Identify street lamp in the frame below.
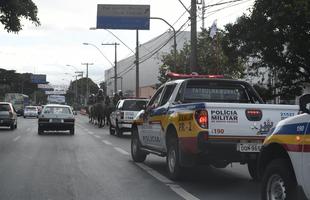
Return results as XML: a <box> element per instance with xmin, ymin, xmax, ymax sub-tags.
<box><xmin>102</xmin><ymin>42</ymin><xmax>119</xmax><ymax>94</ymax></box>
<box><xmin>82</xmin><ymin>43</ymin><xmax>113</xmax><ymax>66</ymax></box>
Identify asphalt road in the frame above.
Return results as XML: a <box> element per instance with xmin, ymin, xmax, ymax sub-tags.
<box><xmin>0</xmin><ymin>115</ymin><xmax>261</xmax><ymax>200</ymax></box>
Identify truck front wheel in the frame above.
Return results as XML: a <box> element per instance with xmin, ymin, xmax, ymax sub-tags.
<box><xmin>167</xmin><ymin>137</ymin><xmax>183</xmax><ymax>180</ymax></box>
<box><xmin>131</xmin><ymin>127</ymin><xmax>146</xmax><ymax>162</ymax></box>
<box><xmin>261</xmin><ymin>159</ymin><xmax>297</xmax><ymax>200</ymax></box>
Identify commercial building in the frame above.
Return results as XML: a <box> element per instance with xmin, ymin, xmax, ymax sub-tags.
<box><xmin>104</xmin><ymin>31</ymin><xmax>190</xmax><ymax>98</ymax></box>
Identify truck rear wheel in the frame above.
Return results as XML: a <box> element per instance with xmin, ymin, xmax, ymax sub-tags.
<box><xmin>131</xmin><ymin>127</ymin><xmax>146</xmax><ymax>162</ymax></box>
<box><xmin>167</xmin><ymin>137</ymin><xmax>183</xmax><ymax>180</ymax></box>
<box><xmin>109</xmin><ymin>125</ymin><xmax>115</xmax><ymax>135</ymax></box>
<box><xmin>261</xmin><ymin>159</ymin><xmax>297</xmax><ymax>200</ymax></box>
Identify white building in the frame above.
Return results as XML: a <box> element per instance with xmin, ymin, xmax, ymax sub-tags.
<box><xmin>105</xmin><ymin>31</ymin><xmax>190</xmax><ymax>98</ymax></box>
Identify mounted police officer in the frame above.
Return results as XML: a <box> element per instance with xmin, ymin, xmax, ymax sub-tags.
<box><xmin>96</xmin><ymin>89</ymin><xmax>105</xmax><ymax>103</ymax></box>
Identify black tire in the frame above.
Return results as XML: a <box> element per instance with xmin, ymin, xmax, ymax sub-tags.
<box><xmin>70</xmin><ymin>128</ymin><xmax>75</xmax><ymax>135</ymax></box>
<box><xmin>248</xmin><ymin>160</ymin><xmax>259</xmax><ymax>180</ymax></box>
<box><xmin>166</xmin><ymin>136</ymin><xmax>183</xmax><ymax>180</ymax></box>
<box><xmin>10</xmin><ymin>123</ymin><xmax>15</xmax><ymax>130</ymax></box>
<box><xmin>23</xmin><ymin>116</ymin><xmax>26</xmax><ymax>118</ymax></box>
<box><xmin>131</xmin><ymin>126</ymin><xmax>147</xmax><ymax>162</ymax></box>
<box><xmin>115</xmin><ymin>122</ymin><xmax>123</xmax><ymax>137</ymax></box>
<box><xmin>14</xmin><ymin>121</ymin><xmax>17</xmax><ymax>129</ymax></box>
<box><xmin>38</xmin><ymin>128</ymin><xmax>43</xmax><ymax>135</ymax></box>
<box><xmin>261</xmin><ymin>159</ymin><xmax>297</xmax><ymax>200</ymax></box>
<box><xmin>109</xmin><ymin>125</ymin><xmax>115</xmax><ymax>135</ymax></box>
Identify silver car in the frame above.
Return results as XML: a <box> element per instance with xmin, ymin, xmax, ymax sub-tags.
<box><xmin>38</xmin><ymin>104</ymin><xmax>75</xmax><ymax>135</ymax></box>
<box><xmin>0</xmin><ymin>102</ymin><xmax>17</xmax><ymax>130</ymax></box>
<box><xmin>24</xmin><ymin>106</ymin><xmax>39</xmax><ymax>118</ymax></box>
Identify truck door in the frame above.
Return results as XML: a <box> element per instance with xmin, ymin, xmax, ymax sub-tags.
<box><xmin>149</xmin><ymin>83</ymin><xmax>177</xmax><ymax>150</ymax></box>
<box><xmin>140</xmin><ymin>86</ymin><xmax>164</xmax><ymax>149</ymax></box>
<box><xmin>303</xmin><ymin>119</ymin><xmax>310</xmax><ymax>198</ymax></box>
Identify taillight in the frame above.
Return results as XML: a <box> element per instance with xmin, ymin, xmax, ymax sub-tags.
<box><xmin>245</xmin><ymin>109</ymin><xmax>262</xmax><ymax>121</ymax></box>
<box><xmin>195</xmin><ymin>110</ymin><xmax>208</xmax><ymax>128</ymax></box>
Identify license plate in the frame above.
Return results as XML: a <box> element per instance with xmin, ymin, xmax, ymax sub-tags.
<box><xmin>50</xmin><ymin>119</ymin><xmax>63</xmax><ymax>123</ymax></box>
<box><xmin>237</xmin><ymin>143</ymin><xmax>262</xmax><ymax>152</ymax></box>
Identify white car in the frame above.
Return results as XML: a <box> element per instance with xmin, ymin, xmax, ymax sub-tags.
<box><xmin>24</xmin><ymin>106</ymin><xmax>39</xmax><ymax>118</ymax></box>
<box><xmin>110</xmin><ymin>99</ymin><xmax>148</xmax><ymax>137</ymax></box>
<box><xmin>258</xmin><ymin>94</ymin><xmax>310</xmax><ymax>200</ymax></box>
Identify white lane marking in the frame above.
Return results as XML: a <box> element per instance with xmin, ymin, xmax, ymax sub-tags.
<box><xmin>136</xmin><ymin>163</ymin><xmax>173</xmax><ymax>184</ymax></box>
<box><xmin>114</xmin><ymin>147</ymin><xmax>130</xmax><ymax>155</ymax></box>
<box><xmin>88</xmin><ymin>132</ymin><xmax>94</xmax><ymax>135</ymax></box>
<box><xmin>102</xmin><ymin>140</ymin><xmax>113</xmax><ymax>145</ymax></box>
<box><xmin>136</xmin><ymin>163</ymin><xmax>200</xmax><ymax>200</ymax></box>
<box><xmin>13</xmin><ymin>136</ymin><xmax>21</xmax><ymax>142</ymax></box>
<box><xmin>167</xmin><ymin>184</ymin><xmax>200</xmax><ymax>200</ymax></box>
<box><xmin>94</xmin><ymin>135</ymin><xmax>101</xmax><ymax>138</ymax></box>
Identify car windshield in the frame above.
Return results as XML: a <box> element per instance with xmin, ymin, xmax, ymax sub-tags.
<box><xmin>122</xmin><ymin>100</ymin><xmax>147</xmax><ymax>111</ymax></box>
<box><xmin>0</xmin><ymin>104</ymin><xmax>10</xmax><ymax>111</ymax></box>
<box><xmin>43</xmin><ymin>107</ymin><xmax>71</xmax><ymax>114</ymax></box>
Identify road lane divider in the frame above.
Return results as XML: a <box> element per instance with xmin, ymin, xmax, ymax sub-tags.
<box><xmin>94</xmin><ymin>135</ymin><xmax>101</xmax><ymax>138</ymax></box>
<box><xmin>113</xmin><ymin>147</ymin><xmax>130</xmax><ymax>155</ymax></box>
<box><xmin>13</xmin><ymin>136</ymin><xmax>21</xmax><ymax>142</ymax></box>
<box><xmin>135</xmin><ymin>163</ymin><xmax>200</xmax><ymax>200</ymax></box>
<box><xmin>102</xmin><ymin>140</ymin><xmax>113</xmax><ymax>145</ymax></box>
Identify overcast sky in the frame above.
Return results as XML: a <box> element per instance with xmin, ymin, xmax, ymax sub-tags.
<box><xmin>0</xmin><ymin>0</ymin><xmax>254</xmax><ymax>85</ymax></box>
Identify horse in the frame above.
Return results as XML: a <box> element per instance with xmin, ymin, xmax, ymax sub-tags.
<box><xmin>94</xmin><ymin>101</ymin><xmax>105</xmax><ymax>128</ymax></box>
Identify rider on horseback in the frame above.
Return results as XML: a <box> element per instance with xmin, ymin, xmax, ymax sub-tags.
<box><xmin>96</xmin><ymin>89</ymin><xmax>105</xmax><ymax>103</ymax></box>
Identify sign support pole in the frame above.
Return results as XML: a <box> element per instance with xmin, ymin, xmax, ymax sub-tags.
<box><xmin>136</xmin><ymin>30</ymin><xmax>139</xmax><ymax>98</ymax></box>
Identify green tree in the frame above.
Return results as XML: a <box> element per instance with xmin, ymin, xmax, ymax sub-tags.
<box><xmin>66</xmin><ymin>78</ymin><xmax>99</xmax><ymax>105</ymax></box>
<box><xmin>0</xmin><ymin>0</ymin><xmax>40</xmax><ymax>32</ymax></box>
<box><xmin>223</xmin><ymin>0</ymin><xmax>310</xmax><ymax>100</ymax></box>
<box><xmin>158</xmin><ymin>28</ymin><xmax>245</xmax><ymax>84</ymax></box>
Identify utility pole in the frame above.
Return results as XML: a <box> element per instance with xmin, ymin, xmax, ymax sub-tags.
<box><xmin>202</xmin><ymin>0</ymin><xmax>205</xmax><ymax>29</ymax></box>
<box><xmin>81</xmin><ymin>63</ymin><xmax>93</xmax><ymax>105</ymax></box>
<box><xmin>136</xmin><ymin>30</ymin><xmax>140</xmax><ymax>98</ymax></box>
<box><xmin>190</xmin><ymin>0</ymin><xmax>198</xmax><ymax>73</ymax></box>
<box><xmin>101</xmin><ymin>42</ymin><xmax>120</xmax><ymax>93</ymax></box>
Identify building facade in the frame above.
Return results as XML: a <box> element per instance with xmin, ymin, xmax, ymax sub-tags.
<box><xmin>104</xmin><ymin>31</ymin><xmax>190</xmax><ymax>98</ymax></box>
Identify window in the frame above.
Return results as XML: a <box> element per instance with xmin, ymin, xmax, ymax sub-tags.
<box><xmin>159</xmin><ymin>84</ymin><xmax>176</xmax><ymax>106</ymax></box>
<box><xmin>183</xmin><ymin>80</ymin><xmax>251</xmax><ymax>103</ymax></box>
<box><xmin>44</xmin><ymin>107</ymin><xmax>71</xmax><ymax>114</ymax></box>
<box><xmin>148</xmin><ymin>87</ymin><xmax>164</xmax><ymax>108</ymax></box>
<box><xmin>122</xmin><ymin>100</ymin><xmax>148</xmax><ymax>111</ymax></box>
<box><xmin>0</xmin><ymin>104</ymin><xmax>10</xmax><ymax>111</ymax></box>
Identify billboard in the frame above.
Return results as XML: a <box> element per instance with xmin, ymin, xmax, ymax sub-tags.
<box><xmin>45</xmin><ymin>91</ymin><xmax>66</xmax><ymax>95</ymax></box>
<box><xmin>31</xmin><ymin>74</ymin><xmax>47</xmax><ymax>84</ymax></box>
<box><xmin>97</xmin><ymin>4</ymin><xmax>150</xmax><ymax>30</ymax></box>
<box><xmin>47</xmin><ymin>95</ymin><xmax>65</xmax><ymax>104</ymax></box>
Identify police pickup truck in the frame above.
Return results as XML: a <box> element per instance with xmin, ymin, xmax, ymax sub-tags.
<box><xmin>258</xmin><ymin>94</ymin><xmax>310</xmax><ymax>200</ymax></box>
<box><xmin>131</xmin><ymin>73</ymin><xmax>299</xmax><ymax>180</ymax></box>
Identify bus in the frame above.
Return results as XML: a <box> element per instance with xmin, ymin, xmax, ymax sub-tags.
<box><xmin>4</xmin><ymin>93</ymin><xmax>30</xmax><ymax>116</ymax></box>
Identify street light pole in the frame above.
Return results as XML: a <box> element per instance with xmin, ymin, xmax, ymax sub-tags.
<box><xmin>81</xmin><ymin>63</ymin><xmax>93</xmax><ymax>105</ymax></box>
<box><xmin>150</xmin><ymin>17</ymin><xmax>177</xmax><ymax>70</ymax></box>
<box><xmin>101</xmin><ymin>42</ymin><xmax>120</xmax><ymax>93</ymax></box>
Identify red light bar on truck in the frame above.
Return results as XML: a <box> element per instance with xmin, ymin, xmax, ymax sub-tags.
<box><xmin>167</xmin><ymin>72</ymin><xmax>224</xmax><ymax>79</ymax></box>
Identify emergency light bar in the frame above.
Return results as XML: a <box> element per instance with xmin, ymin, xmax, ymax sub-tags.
<box><xmin>167</xmin><ymin>72</ymin><xmax>225</xmax><ymax>79</ymax></box>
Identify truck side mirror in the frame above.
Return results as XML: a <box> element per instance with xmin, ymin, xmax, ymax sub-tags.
<box><xmin>299</xmin><ymin>94</ymin><xmax>310</xmax><ymax>114</ymax></box>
